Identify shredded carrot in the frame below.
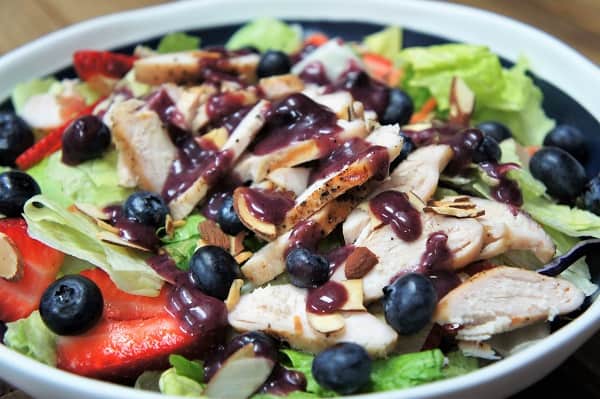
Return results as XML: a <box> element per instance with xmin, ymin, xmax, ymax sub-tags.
<box><xmin>387</xmin><ymin>68</ymin><xmax>403</xmax><ymax>87</ymax></box>
<box><xmin>304</xmin><ymin>33</ymin><xmax>329</xmax><ymax>47</ymax></box>
<box><xmin>525</xmin><ymin>145</ymin><xmax>540</xmax><ymax>157</ymax></box>
<box><xmin>363</xmin><ymin>52</ymin><xmax>393</xmax><ymax>82</ymax></box>
<box><xmin>409</xmin><ymin>97</ymin><xmax>437</xmax><ymax>124</ymax></box>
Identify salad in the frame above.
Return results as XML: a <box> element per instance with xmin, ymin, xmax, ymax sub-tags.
<box><xmin>0</xmin><ymin>17</ymin><xmax>598</xmax><ymax>398</ymax></box>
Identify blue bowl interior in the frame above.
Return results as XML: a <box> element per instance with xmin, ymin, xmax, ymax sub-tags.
<box><xmin>1</xmin><ymin>20</ymin><xmax>599</xmax><ymax>285</ymax></box>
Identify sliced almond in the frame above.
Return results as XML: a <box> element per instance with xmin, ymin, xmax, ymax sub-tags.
<box><xmin>307</xmin><ymin>312</ymin><xmax>345</xmax><ymax>334</ymax></box>
<box><xmin>233</xmin><ymin>189</ymin><xmax>277</xmax><ymax>241</ymax></box>
<box><xmin>202</xmin><ymin>127</ymin><xmax>229</xmax><ymax>149</ymax></box>
<box><xmin>0</xmin><ymin>233</ymin><xmax>22</xmax><ymax>281</ymax></box>
<box><xmin>198</xmin><ymin>219</ymin><xmax>230</xmax><ymax>250</ymax></box>
<box><xmin>96</xmin><ymin>219</ymin><xmax>120</xmax><ymax>234</ymax></box>
<box><xmin>165</xmin><ymin>214</ymin><xmax>175</xmax><ymax>238</ymax></box>
<box><xmin>204</xmin><ymin>343</ymin><xmax>275</xmax><ymax>399</ymax></box>
<box><xmin>234</xmin><ymin>251</ymin><xmax>253</xmax><ymax>264</ymax></box>
<box><xmin>97</xmin><ymin>231</ymin><xmax>152</xmax><ymax>252</ymax></box>
<box><xmin>449</xmin><ymin>76</ymin><xmax>475</xmax><ymax>126</ymax></box>
<box><xmin>345</xmin><ymin>247</ymin><xmax>378</xmax><ymax>279</ymax></box>
<box><xmin>230</xmin><ymin>232</ymin><xmax>247</xmax><ymax>256</ymax></box>
<box><xmin>225</xmin><ymin>279</ymin><xmax>244</xmax><ymax>311</ymax></box>
<box><xmin>424</xmin><ymin>196</ymin><xmax>484</xmax><ymax>218</ymax></box>
<box><xmin>339</xmin><ymin>280</ymin><xmax>366</xmax><ymax>311</ymax></box>
<box><xmin>74</xmin><ymin>203</ymin><xmax>110</xmax><ymax>220</ymax></box>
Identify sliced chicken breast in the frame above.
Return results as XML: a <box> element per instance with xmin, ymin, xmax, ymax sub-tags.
<box><xmin>470</xmin><ymin>197</ymin><xmax>556</xmax><ymax>262</ymax></box>
<box><xmin>228</xmin><ymin>284</ymin><xmax>397</xmax><ymax>357</ymax></box>
<box><xmin>111</xmin><ymin>99</ymin><xmax>178</xmax><ymax>192</ymax></box>
<box><xmin>258</xmin><ymin>74</ymin><xmax>304</xmax><ymax>100</ymax></box>
<box><xmin>434</xmin><ymin>266</ymin><xmax>584</xmax><ymax>341</ymax></box>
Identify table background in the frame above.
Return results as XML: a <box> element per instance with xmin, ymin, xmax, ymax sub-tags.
<box><xmin>0</xmin><ymin>0</ymin><xmax>598</xmax><ymax>398</ymax></box>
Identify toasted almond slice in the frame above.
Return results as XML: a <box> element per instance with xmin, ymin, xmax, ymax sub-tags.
<box><xmin>339</xmin><ymin>280</ymin><xmax>366</xmax><ymax>311</ymax></box>
<box><xmin>202</xmin><ymin>127</ymin><xmax>229</xmax><ymax>149</ymax></box>
<box><xmin>199</xmin><ymin>219</ymin><xmax>230</xmax><ymax>250</ymax></box>
<box><xmin>233</xmin><ymin>189</ymin><xmax>277</xmax><ymax>240</ymax></box>
<box><xmin>307</xmin><ymin>312</ymin><xmax>345</xmax><ymax>334</ymax></box>
<box><xmin>225</xmin><ymin>279</ymin><xmax>244</xmax><ymax>311</ymax></box>
<box><xmin>230</xmin><ymin>232</ymin><xmax>247</xmax><ymax>256</ymax></box>
<box><xmin>235</xmin><ymin>251</ymin><xmax>253</xmax><ymax>264</ymax></box>
<box><xmin>74</xmin><ymin>203</ymin><xmax>110</xmax><ymax>220</ymax></box>
<box><xmin>96</xmin><ymin>219</ymin><xmax>120</xmax><ymax>234</ymax></box>
<box><xmin>406</xmin><ymin>191</ymin><xmax>426</xmax><ymax>211</ymax></box>
<box><xmin>173</xmin><ymin>219</ymin><xmax>186</xmax><ymax>228</ymax></box>
<box><xmin>165</xmin><ymin>214</ymin><xmax>175</xmax><ymax>237</ymax></box>
<box><xmin>449</xmin><ymin>76</ymin><xmax>475</xmax><ymax>126</ymax></box>
<box><xmin>97</xmin><ymin>231</ymin><xmax>152</xmax><ymax>252</ymax></box>
<box><xmin>0</xmin><ymin>232</ymin><xmax>22</xmax><ymax>281</ymax></box>
<box><xmin>345</xmin><ymin>247</ymin><xmax>378</xmax><ymax>279</ymax></box>
<box><xmin>424</xmin><ymin>206</ymin><xmax>485</xmax><ymax>218</ymax></box>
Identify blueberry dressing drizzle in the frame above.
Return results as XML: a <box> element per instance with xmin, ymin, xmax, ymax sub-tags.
<box><xmin>327</xmin><ymin>65</ymin><xmax>390</xmax><ymax>116</ymax></box>
<box><xmin>306</xmin><ymin>281</ymin><xmax>349</xmax><ymax>314</ymax></box>
<box><xmin>286</xmin><ymin>220</ymin><xmax>325</xmax><ymax>256</ymax></box>
<box><xmin>325</xmin><ymin>245</ymin><xmax>356</xmax><ymax>274</ymax></box>
<box><xmin>479</xmin><ymin>162</ymin><xmax>523</xmax><ymax>207</ymax></box>
<box><xmin>369</xmin><ymin>191</ymin><xmax>422</xmax><ymax>242</ymax></box>
<box><xmin>238</xmin><ymin>187</ymin><xmax>295</xmax><ymax>225</ymax></box>
<box><xmin>420</xmin><ymin>232</ymin><xmax>461</xmax><ymax>300</ymax></box>
<box><xmin>259</xmin><ymin>366</ymin><xmax>307</xmax><ymax>395</ymax></box>
<box><xmin>103</xmin><ymin>205</ymin><xmax>161</xmax><ymax>251</ymax></box>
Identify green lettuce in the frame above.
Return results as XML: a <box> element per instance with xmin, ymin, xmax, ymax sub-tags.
<box><xmin>134</xmin><ymin>371</ymin><xmax>162</xmax><ymax>392</ymax></box>
<box><xmin>442</xmin><ymin>351</ymin><xmax>479</xmax><ymax>378</ymax></box>
<box><xmin>169</xmin><ymin>354</ymin><xmax>204</xmax><ymax>382</ymax></box>
<box><xmin>23</xmin><ymin>195</ymin><xmax>163</xmax><ymax>296</ymax></box>
<box><xmin>226</xmin><ymin>18</ymin><xmax>301</xmax><ymax>53</ymax></box>
<box><xmin>281</xmin><ymin>349</ymin><xmax>337</xmax><ymax>397</ymax></box>
<box><xmin>363</xmin><ymin>26</ymin><xmax>402</xmax><ymax>62</ymax></box>
<box><xmin>157</xmin><ymin>32</ymin><xmax>201</xmax><ymax>54</ymax></box>
<box><xmin>161</xmin><ymin>214</ymin><xmax>204</xmax><ymax>270</ymax></box>
<box><xmin>370</xmin><ymin>350</ymin><xmax>445</xmax><ymax>391</ymax></box>
<box><xmin>27</xmin><ymin>150</ymin><xmax>133</xmax><ymax>208</ymax></box>
<box><xmin>12</xmin><ymin>78</ymin><xmax>58</xmax><ymax>113</ymax></box>
<box><xmin>159</xmin><ymin>368</ymin><xmax>204</xmax><ymax>397</ymax></box>
<box><xmin>4</xmin><ymin>311</ymin><xmax>57</xmax><ymax>366</ymax></box>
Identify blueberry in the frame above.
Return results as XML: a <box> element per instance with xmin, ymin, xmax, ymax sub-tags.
<box><xmin>390</xmin><ymin>132</ymin><xmax>415</xmax><ymax>171</ymax></box>
<box><xmin>189</xmin><ymin>245</ymin><xmax>240</xmax><ymax>300</ymax></box>
<box><xmin>61</xmin><ymin>115</ymin><xmax>111</xmax><ymax>166</ymax></box>
<box><xmin>257</xmin><ymin>50</ymin><xmax>291</xmax><ymax>78</ymax></box>
<box><xmin>312</xmin><ymin>343</ymin><xmax>372</xmax><ymax>394</ymax></box>
<box><xmin>543</xmin><ymin>124</ymin><xmax>587</xmax><ymax>162</ymax></box>
<box><xmin>0</xmin><ymin>171</ymin><xmax>41</xmax><ymax>217</ymax></box>
<box><xmin>581</xmin><ymin>176</ymin><xmax>600</xmax><ymax>215</ymax></box>
<box><xmin>39</xmin><ymin>275</ymin><xmax>103</xmax><ymax>335</ymax></box>
<box><xmin>472</xmin><ymin>135</ymin><xmax>501</xmax><ymax>163</ymax></box>
<box><xmin>530</xmin><ymin>147</ymin><xmax>587</xmax><ymax>202</ymax></box>
<box><xmin>380</xmin><ymin>89</ymin><xmax>414</xmax><ymax>126</ymax></box>
<box><xmin>0</xmin><ymin>112</ymin><xmax>34</xmax><ymax>166</ymax></box>
<box><xmin>383</xmin><ymin>273</ymin><xmax>437</xmax><ymax>335</ymax></box>
<box><xmin>225</xmin><ymin>331</ymin><xmax>278</xmax><ymax>361</ymax></box>
<box><xmin>123</xmin><ymin>191</ymin><xmax>169</xmax><ymax>228</ymax></box>
<box><xmin>217</xmin><ymin>194</ymin><xmax>245</xmax><ymax>235</ymax></box>
<box><xmin>476</xmin><ymin>121</ymin><xmax>512</xmax><ymax>143</ymax></box>
<box><xmin>285</xmin><ymin>247</ymin><xmax>329</xmax><ymax>288</ymax></box>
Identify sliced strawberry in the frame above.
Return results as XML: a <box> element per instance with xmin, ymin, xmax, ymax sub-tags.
<box><xmin>56</xmin><ymin>315</ymin><xmax>215</xmax><ymax>381</ymax></box>
<box><xmin>73</xmin><ymin>50</ymin><xmax>137</xmax><ymax>82</ymax></box>
<box><xmin>80</xmin><ymin>268</ymin><xmax>169</xmax><ymax>321</ymax></box>
<box><xmin>0</xmin><ymin>219</ymin><xmax>64</xmax><ymax>322</ymax></box>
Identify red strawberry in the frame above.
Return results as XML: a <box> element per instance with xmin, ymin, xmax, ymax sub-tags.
<box><xmin>0</xmin><ymin>219</ymin><xmax>64</xmax><ymax>322</ymax></box>
<box><xmin>80</xmin><ymin>268</ymin><xmax>169</xmax><ymax>321</ymax></box>
<box><xmin>73</xmin><ymin>50</ymin><xmax>137</xmax><ymax>82</ymax></box>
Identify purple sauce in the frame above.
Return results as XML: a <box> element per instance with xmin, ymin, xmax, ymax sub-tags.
<box><xmin>198</xmin><ymin>56</ymin><xmax>244</xmax><ymax>86</ymax></box>
<box><xmin>205</xmin><ymin>92</ymin><xmax>253</xmax><ymax>133</ymax></box>
<box><xmin>259</xmin><ymin>366</ymin><xmax>307</xmax><ymax>395</ymax></box>
<box><xmin>402</xmin><ymin>122</ymin><xmax>463</xmax><ymax>147</ymax></box>
<box><xmin>220</xmin><ymin>106</ymin><xmax>252</xmax><ymax>133</ymax></box>
<box><xmin>146</xmin><ymin>89</ymin><xmax>188</xmax><ymax>143</ymax></box>
<box><xmin>238</xmin><ymin>187</ymin><xmax>295</xmax><ymax>225</ymax></box>
<box><xmin>462</xmin><ymin>260</ymin><xmax>497</xmax><ymax>276</ymax></box>
<box><xmin>161</xmin><ymin>137</ymin><xmax>234</xmax><ymax>202</ymax></box>
<box><xmin>299</xmin><ymin>61</ymin><xmax>330</xmax><ymax>86</ymax></box>
<box><xmin>146</xmin><ymin>253</ymin><xmax>187</xmax><ymax>284</ymax></box>
<box><xmin>306</xmin><ymin>281</ymin><xmax>348</xmax><ymax>314</ymax></box>
<box><xmin>428</xmin><ymin>271</ymin><xmax>461</xmax><ymax>300</ymax></box>
<box><xmin>286</xmin><ymin>220</ymin><xmax>325</xmax><ymax>256</ymax></box>
<box><xmin>328</xmin><ymin>65</ymin><xmax>389</xmax><ymax>116</ymax></box>
<box><xmin>251</xmin><ymin>93</ymin><xmax>341</xmax><ymax>156</ymax></box>
<box><xmin>369</xmin><ymin>191</ymin><xmax>422</xmax><ymax>242</ymax></box>
<box><xmin>325</xmin><ymin>245</ymin><xmax>355</xmax><ymax>274</ymax></box>
<box><xmin>479</xmin><ymin>162</ymin><xmax>523</xmax><ymax>207</ymax></box>
<box><xmin>308</xmin><ymin>138</ymin><xmax>389</xmax><ymax>184</ymax></box>
<box><xmin>420</xmin><ymin>232</ymin><xmax>452</xmax><ymax>272</ymax></box>
<box><xmin>103</xmin><ymin>205</ymin><xmax>161</xmax><ymax>251</ymax></box>
<box><xmin>442</xmin><ymin>128</ymin><xmax>484</xmax><ymax>175</ymax></box>
<box><xmin>290</xmin><ymin>43</ymin><xmax>319</xmax><ymax>64</ymax></box>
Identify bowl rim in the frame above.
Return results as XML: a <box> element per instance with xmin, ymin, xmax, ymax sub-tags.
<box><xmin>0</xmin><ymin>0</ymin><xmax>599</xmax><ymax>398</ymax></box>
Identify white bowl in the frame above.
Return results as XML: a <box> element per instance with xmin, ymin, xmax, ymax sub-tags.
<box><xmin>0</xmin><ymin>1</ymin><xmax>599</xmax><ymax>398</ymax></box>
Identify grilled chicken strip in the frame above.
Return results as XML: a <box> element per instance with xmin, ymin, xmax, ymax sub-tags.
<box><xmin>111</xmin><ymin>99</ymin><xmax>177</xmax><ymax>192</ymax></box>
<box><xmin>469</xmin><ymin>197</ymin><xmax>556</xmax><ymax>262</ymax></box>
<box><xmin>228</xmin><ymin>284</ymin><xmax>398</xmax><ymax>357</ymax></box>
<box><xmin>434</xmin><ymin>266</ymin><xmax>584</xmax><ymax>341</ymax></box>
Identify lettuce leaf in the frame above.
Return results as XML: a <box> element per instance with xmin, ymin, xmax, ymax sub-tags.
<box><xmin>281</xmin><ymin>349</ymin><xmax>337</xmax><ymax>397</ymax></box>
<box><xmin>161</xmin><ymin>214</ymin><xmax>204</xmax><ymax>270</ymax></box>
<box><xmin>226</xmin><ymin>18</ymin><xmax>301</xmax><ymax>53</ymax></box>
<box><xmin>23</xmin><ymin>195</ymin><xmax>163</xmax><ymax>296</ymax></box>
<box><xmin>253</xmin><ymin>392</ymin><xmax>319</xmax><ymax>399</ymax></box>
<box><xmin>27</xmin><ymin>150</ymin><xmax>133</xmax><ymax>208</ymax></box>
<box><xmin>442</xmin><ymin>351</ymin><xmax>479</xmax><ymax>378</ymax></box>
<box><xmin>370</xmin><ymin>349</ymin><xmax>445</xmax><ymax>391</ymax></box>
<box><xmin>157</xmin><ymin>32</ymin><xmax>201</xmax><ymax>54</ymax></box>
<box><xmin>12</xmin><ymin>78</ymin><xmax>58</xmax><ymax>113</ymax></box>
<box><xmin>363</xmin><ymin>26</ymin><xmax>403</xmax><ymax>62</ymax></box>
<box><xmin>3</xmin><ymin>311</ymin><xmax>57</xmax><ymax>366</ymax></box>
<box><xmin>158</xmin><ymin>368</ymin><xmax>204</xmax><ymax>397</ymax></box>
<box><xmin>169</xmin><ymin>354</ymin><xmax>204</xmax><ymax>382</ymax></box>
<box><xmin>134</xmin><ymin>371</ymin><xmax>162</xmax><ymax>392</ymax></box>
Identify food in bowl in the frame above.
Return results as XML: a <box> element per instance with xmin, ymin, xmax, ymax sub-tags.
<box><xmin>0</xmin><ymin>17</ymin><xmax>598</xmax><ymax>398</ymax></box>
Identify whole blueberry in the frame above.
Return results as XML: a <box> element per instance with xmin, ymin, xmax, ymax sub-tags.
<box><xmin>189</xmin><ymin>245</ymin><xmax>240</xmax><ymax>300</ymax></box>
<box><xmin>224</xmin><ymin>331</ymin><xmax>278</xmax><ymax>361</ymax></box>
<box><xmin>123</xmin><ymin>191</ymin><xmax>169</xmax><ymax>228</ymax></box>
<box><xmin>390</xmin><ymin>132</ymin><xmax>415</xmax><ymax>171</ymax></box>
<box><xmin>476</xmin><ymin>121</ymin><xmax>512</xmax><ymax>143</ymax></box>
<box><xmin>472</xmin><ymin>134</ymin><xmax>501</xmax><ymax>163</ymax></box>
<box><xmin>285</xmin><ymin>247</ymin><xmax>330</xmax><ymax>288</ymax></box>
<box><xmin>0</xmin><ymin>112</ymin><xmax>34</xmax><ymax>166</ymax></box>
<box><xmin>312</xmin><ymin>343</ymin><xmax>372</xmax><ymax>394</ymax></box>
<box><xmin>383</xmin><ymin>273</ymin><xmax>437</xmax><ymax>335</ymax></box>
<box><xmin>257</xmin><ymin>50</ymin><xmax>291</xmax><ymax>79</ymax></box>
<box><xmin>0</xmin><ymin>171</ymin><xmax>41</xmax><ymax>217</ymax></box>
<box><xmin>530</xmin><ymin>147</ymin><xmax>587</xmax><ymax>202</ymax></box>
<box><xmin>39</xmin><ymin>275</ymin><xmax>103</xmax><ymax>335</ymax></box>
<box><xmin>217</xmin><ymin>194</ymin><xmax>246</xmax><ymax>235</ymax></box>
<box><xmin>543</xmin><ymin>124</ymin><xmax>587</xmax><ymax>162</ymax></box>
<box><xmin>581</xmin><ymin>176</ymin><xmax>600</xmax><ymax>216</ymax></box>
<box><xmin>61</xmin><ymin>115</ymin><xmax>111</xmax><ymax>166</ymax></box>
<box><xmin>380</xmin><ymin>89</ymin><xmax>414</xmax><ymax>126</ymax></box>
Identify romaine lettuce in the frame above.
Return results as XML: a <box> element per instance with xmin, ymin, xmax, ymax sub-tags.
<box><xmin>370</xmin><ymin>349</ymin><xmax>445</xmax><ymax>391</ymax></box>
<box><xmin>363</xmin><ymin>26</ymin><xmax>403</xmax><ymax>62</ymax></box>
<box><xmin>159</xmin><ymin>368</ymin><xmax>204</xmax><ymax>397</ymax></box>
<box><xmin>226</xmin><ymin>18</ymin><xmax>301</xmax><ymax>53</ymax></box>
<box><xmin>160</xmin><ymin>214</ymin><xmax>204</xmax><ymax>270</ymax></box>
<box><xmin>157</xmin><ymin>32</ymin><xmax>201</xmax><ymax>54</ymax></box>
<box><xmin>11</xmin><ymin>78</ymin><xmax>58</xmax><ymax>113</ymax></box>
<box><xmin>168</xmin><ymin>354</ymin><xmax>204</xmax><ymax>382</ymax></box>
<box><xmin>134</xmin><ymin>371</ymin><xmax>162</xmax><ymax>392</ymax></box>
<box><xmin>4</xmin><ymin>311</ymin><xmax>57</xmax><ymax>366</ymax></box>
<box><xmin>23</xmin><ymin>195</ymin><xmax>163</xmax><ymax>296</ymax></box>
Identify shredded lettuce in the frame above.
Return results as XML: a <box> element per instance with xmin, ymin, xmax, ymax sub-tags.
<box><xmin>3</xmin><ymin>311</ymin><xmax>57</xmax><ymax>366</ymax></box>
<box><xmin>281</xmin><ymin>349</ymin><xmax>337</xmax><ymax>397</ymax></box>
<box><xmin>169</xmin><ymin>354</ymin><xmax>204</xmax><ymax>382</ymax></box>
<box><xmin>363</xmin><ymin>26</ymin><xmax>403</xmax><ymax>62</ymax></box>
<box><xmin>161</xmin><ymin>214</ymin><xmax>204</xmax><ymax>270</ymax></box>
<box><xmin>157</xmin><ymin>32</ymin><xmax>201</xmax><ymax>54</ymax></box>
<box><xmin>27</xmin><ymin>150</ymin><xmax>133</xmax><ymax>208</ymax></box>
<box><xmin>226</xmin><ymin>18</ymin><xmax>301</xmax><ymax>53</ymax></box>
<box><xmin>442</xmin><ymin>351</ymin><xmax>479</xmax><ymax>378</ymax></box>
<box><xmin>159</xmin><ymin>368</ymin><xmax>205</xmax><ymax>397</ymax></box>
<box><xmin>11</xmin><ymin>78</ymin><xmax>58</xmax><ymax>113</ymax></box>
<box><xmin>23</xmin><ymin>195</ymin><xmax>163</xmax><ymax>296</ymax></box>
<box><xmin>370</xmin><ymin>349</ymin><xmax>445</xmax><ymax>391</ymax></box>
